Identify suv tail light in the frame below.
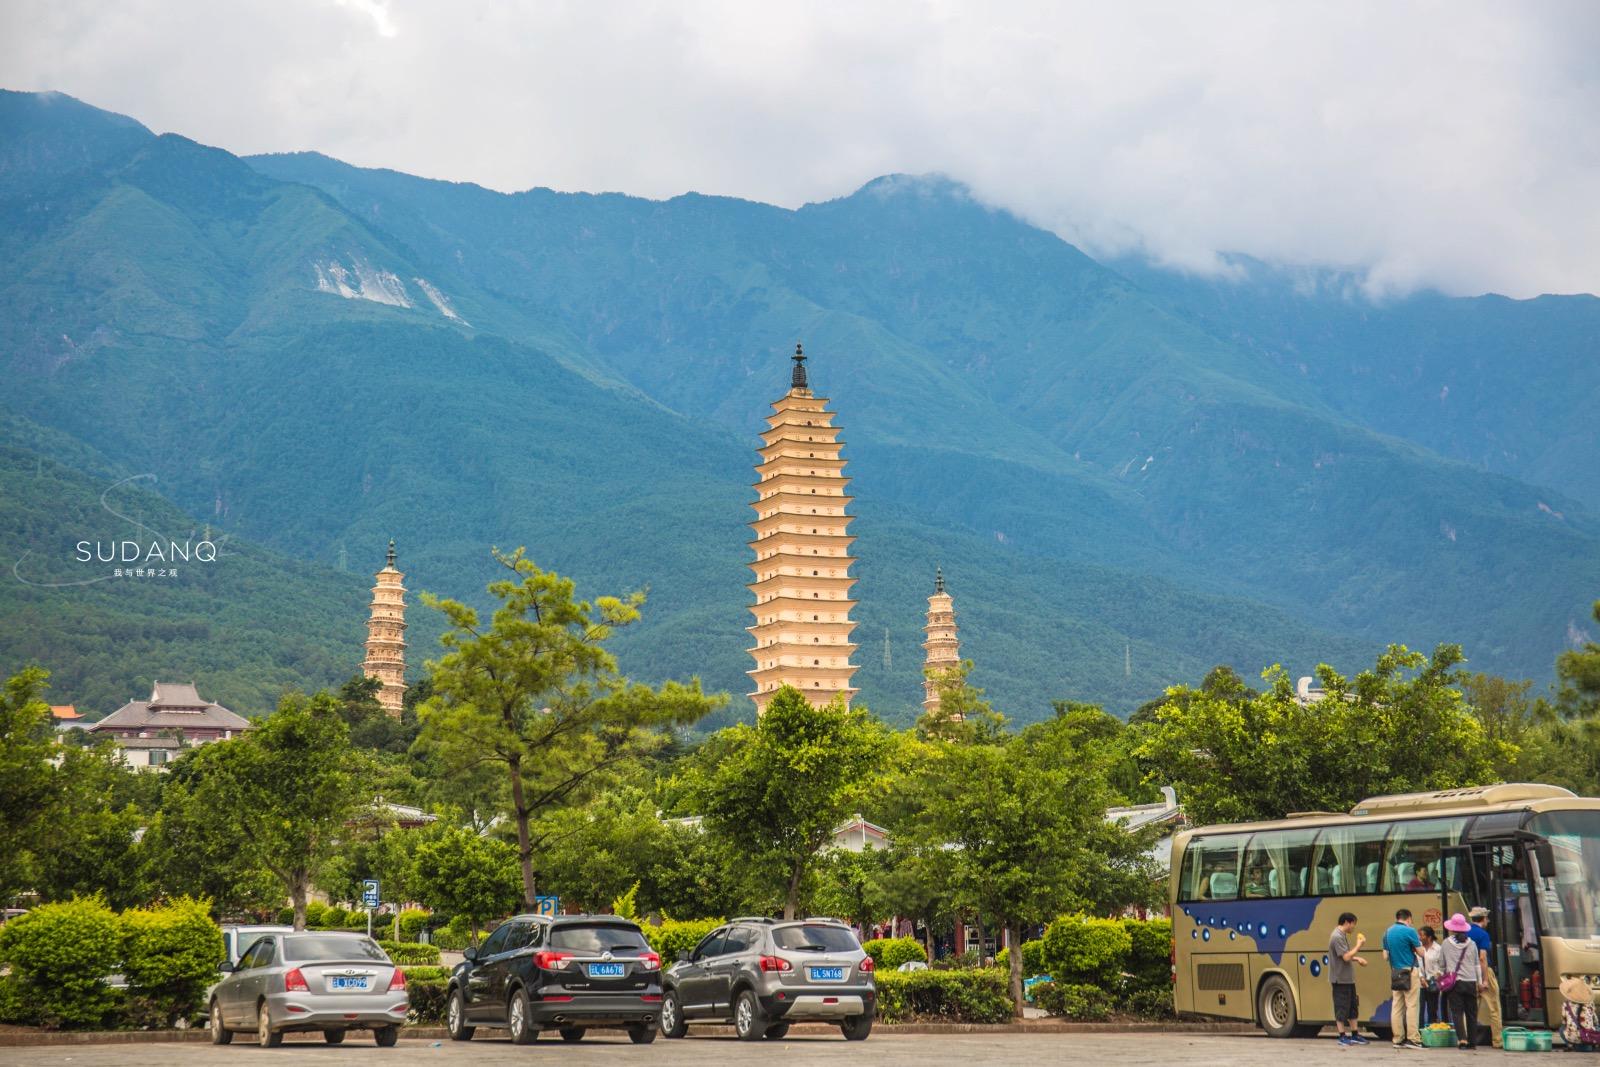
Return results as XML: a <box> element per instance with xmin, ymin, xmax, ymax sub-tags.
<box><xmin>533</xmin><ymin>951</ymin><xmax>573</xmax><ymax>970</ymax></box>
<box><xmin>388</xmin><ymin>967</ymin><xmax>406</xmax><ymax>991</ymax></box>
<box><xmin>640</xmin><ymin>951</ymin><xmax>661</xmax><ymax>971</ymax></box>
<box><xmin>758</xmin><ymin>955</ymin><xmax>793</xmax><ymax>973</ymax></box>
<box><xmin>283</xmin><ymin>968</ymin><xmax>308</xmax><ymax>992</ymax></box>
<box><xmin>859</xmin><ymin>956</ymin><xmax>875</xmax><ymax>973</ymax></box>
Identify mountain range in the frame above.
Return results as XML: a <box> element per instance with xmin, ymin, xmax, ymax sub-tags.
<box><xmin>3</xmin><ymin>88</ymin><xmax>1597</xmax><ymax>726</ymax></box>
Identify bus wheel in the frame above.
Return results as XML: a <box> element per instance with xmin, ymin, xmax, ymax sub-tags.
<box><xmin>1257</xmin><ymin>974</ymin><xmax>1306</xmax><ymax>1038</ymax></box>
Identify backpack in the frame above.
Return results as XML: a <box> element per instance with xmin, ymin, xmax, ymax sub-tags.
<box><xmin>1563</xmin><ymin>1002</ymin><xmax>1600</xmax><ymax>1047</ymax></box>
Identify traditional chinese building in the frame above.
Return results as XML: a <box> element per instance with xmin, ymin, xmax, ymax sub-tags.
<box><xmin>922</xmin><ymin>567</ymin><xmax>962</xmax><ymax>718</ymax></box>
<box><xmin>89</xmin><ymin>681</ymin><xmax>250</xmax><ymax>769</ymax></box>
<box><xmin>746</xmin><ymin>344</ymin><xmax>859</xmax><ymax>712</ymax></box>
<box><xmin>361</xmin><ymin>539</ymin><xmax>407</xmax><ymax>716</ymax></box>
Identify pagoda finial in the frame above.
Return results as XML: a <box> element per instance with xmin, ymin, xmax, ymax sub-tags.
<box><xmin>386</xmin><ymin>538</ymin><xmax>396</xmax><ymax>568</ymax></box>
<box><xmin>935</xmin><ymin>566</ymin><xmax>945</xmax><ymax>594</ymax></box>
<box><xmin>791</xmin><ymin>341</ymin><xmax>808</xmax><ymax>390</ymax></box>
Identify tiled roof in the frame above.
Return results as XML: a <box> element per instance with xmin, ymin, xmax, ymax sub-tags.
<box><xmin>91</xmin><ymin>680</ymin><xmax>249</xmax><ymax>733</ymax></box>
<box><xmin>50</xmin><ymin>705</ymin><xmax>81</xmax><ymax>719</ymax></box>
<box><xmin>115</xmin><ymin>736</ymin><xmax>187</xmax><ymax>750</ymax></box>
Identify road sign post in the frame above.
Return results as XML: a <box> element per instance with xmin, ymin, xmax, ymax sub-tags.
<box><xmin>363</xmin><ymin>879</ymin><xmax>380</xmax><ymax>937</ymax></box>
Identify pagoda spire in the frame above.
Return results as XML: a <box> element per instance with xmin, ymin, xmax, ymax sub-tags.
<box><xmin>746</xmin><ymin>344</ymin><xmax>859</xmax><ymax>712</ymax></box>
<box><xmin>922</xmin><ymin>567</ymin><xmax>961</xmax><ymax>718</ymax></box>
<box><xmin>361</xmin><ymin>540</ymin><xmax>407</xmax><ymax>717</ymax></box>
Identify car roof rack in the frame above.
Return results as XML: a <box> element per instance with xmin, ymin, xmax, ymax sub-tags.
<box><xmin>728</xmin><ymin>916</ymin><xmax>778</xmax><ymax>924</ymax></box>
<box><xmin>800</xmin><ymin>916</ymin><xmax>847</xmax><ymax>925</ymax></box>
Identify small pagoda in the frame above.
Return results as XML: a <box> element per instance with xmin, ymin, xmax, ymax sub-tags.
<box><xmin>922</xmin><ymin>567</ymin><xmax>962</xmax><ymax>719</ymax></box>
<box><xmin>361</xmin><ymin>539</ymin><xmax>407</xmax><ymax>716</ymax></box>
<box><xmin>746</xmin><ymin>344</ymin><xmax>860</xmax><ymax>712</ymax></box>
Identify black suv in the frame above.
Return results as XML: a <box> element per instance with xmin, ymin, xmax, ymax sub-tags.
<box><xmin>660</xmin><ymin>918</ymin><xmax>876</xmax><ymax>1041</ymax></box>
<box><xmin>445</xmin><ymin>914</ymin><xmax>661</xmax><ymax>1044</ymax></box>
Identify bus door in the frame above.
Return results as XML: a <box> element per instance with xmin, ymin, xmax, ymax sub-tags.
<box><xmin>1448</xmin><ymin>835</ymin><xmax>1546</xmax><ymax>1028</ymax></box>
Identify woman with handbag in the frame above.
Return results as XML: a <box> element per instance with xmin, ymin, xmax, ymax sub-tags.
<box><xmin>1440</xmin><ymin>913</ymin><xmax>1484</xmax><ymax>1050</ymax></box>
<box><xmin>1418</xmin><ymin>925</ymin><xmax>1445</xmax><ymax>1028</ymax></box>
<box><xmin>1560</xmin><ymin>976</ymin><xmax>1600</xmax><ymax>1051</ymax></box>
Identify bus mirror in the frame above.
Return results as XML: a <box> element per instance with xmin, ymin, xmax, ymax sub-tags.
<box><xmin>1532</xmin><ymin>840</ymin><xmax>1556</xmax><ymax>878</ymax></box>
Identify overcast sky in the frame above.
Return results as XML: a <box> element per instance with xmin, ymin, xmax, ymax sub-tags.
<box><xmin>3</xmin><ymin>1</ymin><xmax>1597</xmax><ymax>297</ymax></box>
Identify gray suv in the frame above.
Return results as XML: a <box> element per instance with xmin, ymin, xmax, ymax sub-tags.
<box><xmin>660</xmin><ymin>918</ymin><xmax>875</xmax><ymax>1041</ymax></box>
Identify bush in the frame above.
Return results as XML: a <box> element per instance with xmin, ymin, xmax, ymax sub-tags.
<box><xmin>403</xmin><ymin>966</ymin><xmax>451</xmax><ymax>983</ymax></box>
<box><xmin>1122</xmin><ymin>918</ymin><xmax>1172</xmax><ymax>993</ymax></box>
<box><xmin>119</xmin><ymin>897</ymin><xmax>224</xmax><ymax>1025</ymax></box>
<box><xmin>1033</xmin><ymin>980</ymin><xmax>1113</xmax><ymax>1021</ymax></box>
<box><xmin>377</xmin><ymin>940</ymin><xmax>441</xmax><ymax>966</ymax></box>
<box><xmin>1040</xmin><ymin>915</ymin><xmax>1131</xmax><ymax>988</ymax></box>
<box><xmin>277</xmin><ymin>906</ymin><xmax>294</xmax><ymax>925</ymax></box>
<box><xmin>397</xmin><ymin>908</ymin><xmax>430</xmax><ymax>943</ymax></box>
<box><xmin>322</xmin><ymin>906</ymin><xmax>352</xmax><ymax>929</ymax></box>
<box><xmin>430</xmin><ymin>915</ymin><xmax>472</xmax><ymax>951</ymax></box>
<box><xmin>0</xmin><ymin>974</ymin><xmax>28</xmax><ymax>1024</ymax></box>
<box><xmin>862</xmin><ymin>936</ymin><xmax>927</xmax><ymax>970</ymax></box>
<box><xmin>641</xmin><ymin>918</ymin><xmax>722</xmax><ymax>962</ymax></box>
<box><xmin>994</xmin><ymin>939</ymin><xmax>1046</xmax><ymax>976</ymax></box>
<box><xmin>931</xmin><ymin>948</ymin><xmax>983</xmax><ymax>970</ymax></box>
<box><xmin>874</xmin><ymin>968</ymin><xmax>1013</xmax><ymax>1023</ymax></box>
<box><xmin>407</xmin><ymin>977</ymin><xmax>449</xmax><ymax>1024</ymax></box>
<box><xmin>1124</xmin><ymin>986</ymin><xmax>1174</xmax><ymax>1018</ymax></box>
<box><xmin>302</xmin><ymin>901</ymin><xmax>329</xmax><ymax>928</ymax></box>
<box><xmin>0</xmin><ymin>898</ymin><xmax>121</xmax><ymax>1028</ymax></box>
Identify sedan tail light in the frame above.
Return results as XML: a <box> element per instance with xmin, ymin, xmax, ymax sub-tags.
<box><xmin>640</xmin><ymin>951</ymin><xmax>661</xmax><ymax>971</ymax></box>
<box><xmin>283</xmin><ymin>968</ymin><xmax>308</xmax><ymax>992</ymax></box>
<box><xmin>388</xmin><ymin>968</ymin><xmax>406</xmax><ymax>991</ymax></box>
<box><xmin>533</xmin><ymin>950</ymin><xmax>573</xmax><ymax>970</ymax></box>
<box><xmin>859</xmin><ymin>956</ymin><xmax>875</xmax><ymax>973</ymax></box>
<box><xmin>758</xmin><ymin>955</ymin><xmax>792</xmax><ymax>973</ymax></box>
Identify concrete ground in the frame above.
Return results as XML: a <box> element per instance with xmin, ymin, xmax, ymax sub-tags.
<box><xmin>0</xmin><ymin>1031</ymin><xmax>1532</xmax><ymax>1066</ymax></box>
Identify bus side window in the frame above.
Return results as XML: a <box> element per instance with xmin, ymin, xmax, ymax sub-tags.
<box><xmin>1181</xmin><ymin>834</ymin><xmax>1247</xmax><ymax>902</ymax></box>
<box><xmin>1242</xmin><ymin>828</ymin><xmax>1314</xmax><ymax>898</ymax></box>
<box><xmin>1313</xmin><ymin>822</ymin><xmax>1391</xmax><ymax>894</ymax></box>
<box><xmin>1383</xmin><ymin>817</ymin><xmax>1468</xmax><ymax>893</ymax></box>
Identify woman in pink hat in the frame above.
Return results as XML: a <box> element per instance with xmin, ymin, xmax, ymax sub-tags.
<box><xmin>1438</xmin><ymin>913</ymin><xmax>1485</xmax><ymax>1049</ymax></box>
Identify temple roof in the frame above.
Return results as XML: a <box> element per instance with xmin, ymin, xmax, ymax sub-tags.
<box><xmin>92</xmin><ymin>680</ymin><xmax>250</xmax><ymax>733</ymax></box>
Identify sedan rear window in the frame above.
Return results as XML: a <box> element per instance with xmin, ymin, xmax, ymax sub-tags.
<box><xmin>282</xmin><ymin>935</ymin><xmax>389</xmax><ymax>962</ymax></box>
<box><xmin>549</xmin><ymin>924</ymin><xmax>651</xmax><ymax>954</ymax></box>
<box><xmin>772</xmin><ymin>925</ymin><xmax>861</xmax><ymax>952</ymax></box>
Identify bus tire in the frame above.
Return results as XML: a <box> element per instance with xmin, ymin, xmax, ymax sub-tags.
<box><xmin>1257</xmin><ymin>974</ymin><xmax>1307</xmax><ymax>1038</ymax></box>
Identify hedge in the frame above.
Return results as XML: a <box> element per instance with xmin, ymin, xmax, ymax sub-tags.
<box><xmin>322</xmin><ymin>906</ymin><xmax>352</xmax><ymax>929</ymax></box>
<box><xmin>430</xmin><ymin>915</ymin><xmax>472</xmax><ymax>951</ymax></box>
<box><xmin>377</xmin><ymin>940</ymin><xmax>441</xmax><ymax>965</ymax></box>
<box><xmin>397</xmin><ymin>908</ymin><xmax>430</xmax><ymax>943</ymax></box>
<box><xmin>407</xmin><ymin>977</ymin><xmax>449</xmax><ymax>1024</ymax></box>
<box><xmin>861</xmin><ymin>936</ymin><xmax>927</xmax><ymax>970</ymax></box>
<box><xmin>403</xmin><ymin>966</ymin><xmax>451</xmax><ymax>983</ymax></box>
<box><xmin>1040</xmin><ymin>915</ymin><xmax>1131</xmax><ymax>987</ymax></box>
<box><xmin>119</xmin><ymin>898</ymin><xmax>224</xmax><ymax>1026</ymax></box>
<box><xmin>1032</xmin><ymin>980</ymin><xmax>1113</xmax><ymax>1020</ymax></box>
<box><xmin>1122</xmin><ymin>918</ymin><xmax>1172</xmax><ymax>992</ymax></box>
<box><xmin>0</xmin><ymin>898</ymin><xmax>122</xmax><ymax>1029</ymax></box>
<box><xmin>994</xmin><ymin>939</ymin><xmax>1046</xmax><ymax>976</ymax></box>
<box><xmin>641</xmin><ymin>918</ymin><xmax>721</xmax><ymax>961</ymax></box>
<box><xmin>302</xmin><ymin>901</ymin><xmax>328</xmax><ymax>928</ymax></box>
<box><xmin>874</xmin><ymin>968</ymin><xmax>1012</xmax><ymax>1023</ymax></box>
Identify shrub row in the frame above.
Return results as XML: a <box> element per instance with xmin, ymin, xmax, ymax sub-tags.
<box><xmin>407</xmin><ymin>977</ymin><xmax>450</xmax><ymax>1024</ymax></box>
<box><xmin>1030</xmin><ymin>916</ymin><xmax>1173</xmax><ymax>1020</ymax></box>
<box><xmin>994</xmin><ymin>938</ymin><xmax>1046</xmax><ymax>976</ymax></box>
<box><xmin>0</xmin><ymin>897</ymin><xmax>222</xmax><ymax>1030</ymax></box>
<box><xmin>873</xmin><ymin>968</ymin><xmax>1012</xmax><ymax>1024</ymax></box>
<box><xmin>640</xmin><ymin>918</ymin><xmax>722</xmax><ymax>961</ymax></box>
<box><xmin>861</xmin><ymin>936</ymin><xmax>927</xmax><ymax>970</ymax></box>
<box><xmin>377</xmin><ymin>940</ymin><xmax>441</xmax><ymax>966</ymax></box>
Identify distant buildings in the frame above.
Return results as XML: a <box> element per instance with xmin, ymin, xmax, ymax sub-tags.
<box><xmin>361</xmin><ymin>540</ymin><xmax>408</xmax><ymax>716</ymax></box>
<box><xmin>88</xmin><ymin>680</ymin><xmax>250</xmax><ymax>769</ymax></box>
<box><xmin>746</xmin><ymin>344</ymin><xmax>860</xmax><ymax>712</ymax></box>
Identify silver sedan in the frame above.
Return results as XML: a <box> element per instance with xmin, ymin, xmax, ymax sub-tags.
<box><xmin>208</xmin><ymin>931</ymin><xmax>409</xmax><ymax>1047</ymax></box>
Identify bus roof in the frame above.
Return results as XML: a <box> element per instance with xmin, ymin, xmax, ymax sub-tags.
<box><xmin>1174</xmin><ymin>783</ymin><xmax>1594</xmax><ymax>844</ymax></box>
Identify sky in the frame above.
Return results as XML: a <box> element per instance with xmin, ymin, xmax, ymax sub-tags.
<box><xmin>2</xmin><ymin>0</ymin><xmax>1598</xmax><ymax>298</ymax></box>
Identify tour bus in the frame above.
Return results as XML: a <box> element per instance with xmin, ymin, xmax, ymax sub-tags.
<box><xmin>1170</xmin><ymin>783</ymin><xmax>1600</xmax><ymax>1037</ymax></box>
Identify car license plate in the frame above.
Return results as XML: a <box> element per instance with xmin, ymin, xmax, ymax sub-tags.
<box><xmin>809</xmin><ymin>966</ymin><xmax>845</xmax><ymax>981</ymax></box>
<box><xmin>588</xmin><ymin>963</ymin><xmax>625</xmax><ymax>978</ymax></box>
<box><xmin>330</xmin><ymin>977</ymin><xmax>369</xmax><ymax>991</ymax></box>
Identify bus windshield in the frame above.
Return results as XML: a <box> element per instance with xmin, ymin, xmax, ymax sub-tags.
<box><xmin>1529</xmin><ymin>810</ymin><xmax>1600</xmax><ymax>940</ymax></box>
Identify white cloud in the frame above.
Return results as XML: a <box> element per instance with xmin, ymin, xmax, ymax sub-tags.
<box><xmin>0</xmin><ymin>0</ymin><xmax>1595</xmax><ymax>297</ymax></box>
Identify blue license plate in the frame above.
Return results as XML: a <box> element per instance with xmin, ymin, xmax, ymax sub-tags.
<box><xmin>809</xmin><ymin>966</ymin><xmax>844</xmax><ymax>981</ymax></box>
<box><xmin>588</xmin><ymin>963</ymin><xmax>625</xmax><ymax>978</ymax></box>
<box><xmin>330</xmin><ymin>977</ymin><xmax>369</xmax><ymax>991</ymax></box>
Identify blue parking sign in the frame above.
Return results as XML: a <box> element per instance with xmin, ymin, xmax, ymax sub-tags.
<box><xmin>534</xmin><ymin>895</ymin><xmax>559</xmax><ymax>916</ymax></box>
<box><xmin>362</xmin><ymin>879</ymin><xmax>380</xmax><ymax>908</ymax></box>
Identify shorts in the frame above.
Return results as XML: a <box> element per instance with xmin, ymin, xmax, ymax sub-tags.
<box><xmin>1333</xmin><ymin>982</ymin><xmax>1359</xmax><ymax>1022</ymax></box>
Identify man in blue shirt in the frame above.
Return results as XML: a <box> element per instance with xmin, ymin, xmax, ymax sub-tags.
<box><xmin>1383</xmin><ymin>908</ymin><xmax>1425</xmax><ymax>1048</ymax></box>
<box><xmin>1469</xmin><ymin>907</ymin><xmax>1502</xmax><ymax>1048</ymax></box>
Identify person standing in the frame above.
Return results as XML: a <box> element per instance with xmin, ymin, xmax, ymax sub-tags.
<box><xmin>1382</xmin><ymin>908</ymin><xmax>1424</xmax><ymax>1048</ymax></box>
<box><xmin>1467</xmin><ymin>907</ymin><xmax>1502</xmax><ymax>1049</ymax></box>
<box><xmin>1418</xmin><ymin>925</ymin><xmax>1445</xmax><ymax>1028</ymax></box>
<box><xmin>1329</xmin><ymin>912</ymin><xmax>1370</xmax><ymax>1046</ymax></box>
<box><xmin>1441</xmin><ymin>913</ymin><xmax>1483</xmax><ymax>1050</ymax></box>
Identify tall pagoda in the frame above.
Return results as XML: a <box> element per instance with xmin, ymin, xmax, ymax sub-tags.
<box><xmin>747</xmin><ymin>343</ymin><xmax>860</xmax><ymax>712</ymax></box>
<box><xmin>922</xmin><ymin>567</ymin><xmax>962</xmax><ymax>718</ymax></box>
<box><xmin>361</xmin><ymin>539</ymin><xmax>407</xmax><ymax>716</ymax></box>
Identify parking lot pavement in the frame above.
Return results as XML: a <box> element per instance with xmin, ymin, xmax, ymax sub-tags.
<box><xmin>0</xmin><ymin>1031</ymin><xmax>1532</xmax><ymax>1066</ymax></box>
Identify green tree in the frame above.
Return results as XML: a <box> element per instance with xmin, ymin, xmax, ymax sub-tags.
<box><xmin>918</xmin><ymin>660</ymin><xmax>1006</xmax><ymax>742</ymax></box>
<box><xmin>33</xmin><ymin>742</ymin><xmax>150</xmax><ymax>909</ymax></box>
<box><xmin>1556</xmin><ymin>600</ymin><xmax>1600</xmax><ymax>719</ymax></box>
<box><xmin>0</xmin><ymin>666</ymin><xmax>57</xmax><ymax>901</ymax></box>
<box><xmin>1135</xmin><ymin>644</ymin><xmax>1502</xmax><ymax>825</ymax></box>
<box><xmin>685</xmin><ymin>686</ymin><xmax>892</xmax><ymax>919</ymax></box>
<box><xmin>337</xmin><ymin>674</ymin><xmax>421</xmax><ymax>754</ymax></box>
<box><xmin>178</xmin><ymin>692</ymin><xmax>363</xmax><ymax>928</ymax></box>
<box><xmin>813</xmin><ymin>846</ymin><xmax>893</xmax><ymax>930</ymax></box>
<box><xmin>416</xmin><ymin>549</ymin><xmax>721</xmax><ymax>908</ymax></box>
<box><xmin>410</xmin><ymin>824</ymin><xmax>523</xmax><ymax>944</ymax></box>
<box><xmin>904</xmin><ymin>716</ymin><xmax>1160</xmax><ymax>1015</ymax></box>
